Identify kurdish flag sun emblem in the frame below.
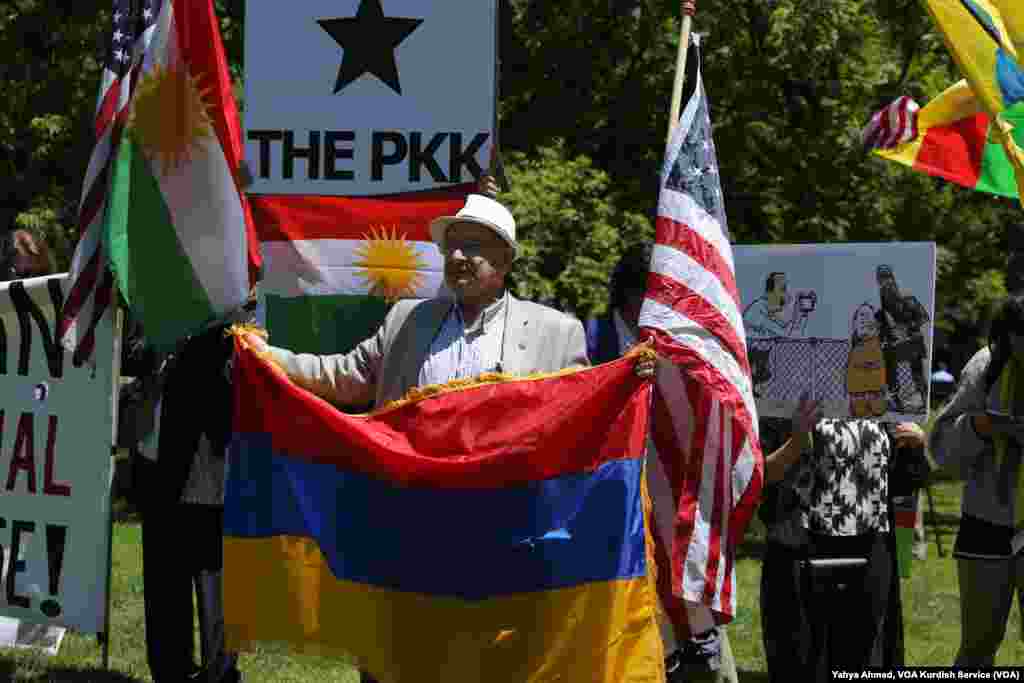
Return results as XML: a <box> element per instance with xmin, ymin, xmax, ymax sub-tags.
<box><xmin>353</xmin><ymin>226</ymin><xmax>429</xmax><ymax>302</ymax></box>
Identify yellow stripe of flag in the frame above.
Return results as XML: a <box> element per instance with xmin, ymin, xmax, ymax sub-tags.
<box><xmin>921</xmin><ymin>0</ymin><xmax>1024</xmax><ymax>201</ymax></box>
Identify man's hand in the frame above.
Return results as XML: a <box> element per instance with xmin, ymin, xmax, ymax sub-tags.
<box><xmin>478</xmin><ymin>174</ymin><xmax>499</xmax><ymax>198</ymax></box>
<box><xmin>634</xmin><ymin>355</ymin><xmax>656</xmax><ymax>379</ymax></box>
<box><xmin>892</xmin><ymin>421</ymin><xmax>926</xmax><ymax>448</ymax></box>
<box><xmin>242</xmin><ymin>331</ymin><xmax>269</xmax><ymax>354</ymax></box>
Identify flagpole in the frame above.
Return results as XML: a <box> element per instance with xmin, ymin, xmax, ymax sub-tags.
<box><xmin>489</xmin><ymin>0</ymin><xmax>507</xmax><ymax>192</ymax></box>
<box><xmin>667</xmin><ymin>1</ymin><xmax>697</xmax><ymax>144</ymax></box>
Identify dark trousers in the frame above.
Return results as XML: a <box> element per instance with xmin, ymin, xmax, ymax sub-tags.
<box><xmin>761</xmin><ymin>532</ymin><xmax>896</xmax><ymax>683</ymax></box>
<box><xmin>142</xmin><ymin>501</ymin><xmax>238</xmax><ymax>683</ymax></box>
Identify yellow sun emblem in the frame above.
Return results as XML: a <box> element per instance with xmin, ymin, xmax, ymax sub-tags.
<box><xmin>353</xmin><ymin>226</ymin><xmax>428</xmax><ymax>302</ymax></box>
<box><xmin>130</xmin><ymin>62</ymin><xmax>212</xmax><ymax>176</ymax></box>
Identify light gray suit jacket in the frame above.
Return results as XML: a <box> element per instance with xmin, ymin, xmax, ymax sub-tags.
<box><xmin>269</xmin><ymin>294</ymin><xmax>589</xmax><ymax>408</ymax></box>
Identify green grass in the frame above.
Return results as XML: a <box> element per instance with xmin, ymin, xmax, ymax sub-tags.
<box><xmin>0</xmin><ymin>522</ymin><xmax>359</xmax><ymax>682</ymax></box>
<box><xmin>729</xmin><ymin>479</ymin><xmax>1024</xmax><ymax>675</ymax></box>
<box><xmin>2</xmin><ymin>480</ymin><xmax>1022</xmax><ymax>680</ymax></box>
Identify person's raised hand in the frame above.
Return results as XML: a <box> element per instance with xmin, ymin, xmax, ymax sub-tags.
<box><xmin>478</xmin><ymin>174</ymin><xmax>499</xmax><ymax>198</ymax></box>
<box><xmin>791</xmin><ymin>394</ymin><xmax>822</xmax><ymax>437</ymax></box>
<box><xmin>893</xmin><ymin>421</ymin><xmax>926</xmax><ymax>448</ymax></box>
<box><xmin>241</xmin><ymin>331</ymin><xmax>269</xmax><ymax>354</ymax></box>
<box><xmin>634</xmin><ymin>355</ymin><xmax>656</xmax><ymax>379</ymax></box>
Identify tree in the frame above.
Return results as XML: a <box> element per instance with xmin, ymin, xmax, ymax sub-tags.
<box><xmin>2</xmin><ymin>0</ymin><xmax>1016</xmax><ymax>339</ymax></box>
<box><xmin>501</xmin><ymin>140</ymin><xmax>652</xmax><ymax>317</ymax></box>
<box><xmin>0</xmin><ymin>1</ymin><xmax>109</xmax><ymax>269</ymax></box>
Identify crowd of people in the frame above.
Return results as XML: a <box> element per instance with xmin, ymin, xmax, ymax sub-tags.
<box><xmin>5</xmin><ymin>181</ymin><xmax>1016</xmax><ymax>681</ymax></box>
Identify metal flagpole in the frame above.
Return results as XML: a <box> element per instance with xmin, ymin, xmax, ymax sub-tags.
<box><xmin>100</xmin><ymin>305</ymin><xmax>125</xmax><ymax>670</ymax></box>
<box><xmin>490</xmin><ymin>0</ymin><xmax>508</xmax><ymax>191</ymax></box>
<box><xmin>667</xmin><ymin>1</ymin><xmax>698</xmax><ymax>143</ymax></box>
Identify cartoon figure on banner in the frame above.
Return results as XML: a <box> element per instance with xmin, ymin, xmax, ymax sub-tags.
<box><xmin>875</xmin><ymin>265</ymin><xmax>930</xmax><ymax>412</ymax></box>
<box><xmin>743</xmin><ymin>271</ymin><xmax>817</xmax><ymax>396</ymax></box>
<box><xmin>847</xmin><ymin>303</ymin><xmax>887</xmax><ymax>417</ymax></box>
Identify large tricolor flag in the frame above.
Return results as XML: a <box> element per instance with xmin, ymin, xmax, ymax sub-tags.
<box><xmin>224</xmin><ymin>340</ymin><xmax>665</xmax><ymax>682</ymax></box>
<box><xmin>63</xmin><ymin>0</ymin><xmax>257</xmax><ymax>354</ymax></box>
<box><xmin>638</xmin><ymin>35</ymin><xmax>763</xmax><ymax>629</ymax></box>
<box><xmin>920</xmin><ymin>0</ymin><xmax>1024</xmax><ymax>200</ymax></box>
<box><xmin>251</xmin><ymin>187</ymin><xmax>469</xmax><ymax>355</ymax></box>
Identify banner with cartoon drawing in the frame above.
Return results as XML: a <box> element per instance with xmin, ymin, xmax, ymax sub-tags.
<box><xmin>734</xmin><ymin>243</ymin><xmax>936</xmax><ymax>422</ymax></box>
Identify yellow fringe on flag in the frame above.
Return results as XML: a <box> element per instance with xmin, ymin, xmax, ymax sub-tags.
<box><xmin>226</xmin><ymin>325</ymin><xmax>659</xmax><ymax>417</ymax></box>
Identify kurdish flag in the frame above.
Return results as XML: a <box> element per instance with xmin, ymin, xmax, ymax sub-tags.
<box><xmin>224</xmin><ymin>341</ymin><xmax>665</xmax><ymax>682</ymax></box>
<box><xmin>876</xmin><ymin>79</ymin><xmax>1024</xmax><ymax>198</ymax></box>
<box><xmin>251</xmin><ymin>187</ymin><xmax>469</xmax><ymax>356</ymax></box>
<box><xmin>921</xmin><ymin>0</ymin><xmax>1024</xmax><ymax>199</ymax></box>
<box><xmin>104</xmin><ymin>0</ymin><xmax>251</xmax><ymax>348</ymax></box>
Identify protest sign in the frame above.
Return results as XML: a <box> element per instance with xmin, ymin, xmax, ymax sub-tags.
<box><xmin>245</xmin><ymin>0</ymin><xmax>496</xmax><ymax>197</ymax></box>
<box><xmin>735</xmin><ymin>243</ymin><xmax>936</xmax><ymax>422</ymax></box>
<box><xmin>0</xmin><ymin>275</ymin><xmax>117</xmax><ymax>634</ymax></box>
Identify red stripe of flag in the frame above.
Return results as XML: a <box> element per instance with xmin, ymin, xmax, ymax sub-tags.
<box><xmin>94</xmin><ymin>78</ymin><xmax>122</xmax><ymax>137</ymax></box>
<box><xmin>57</xmin><ymin>247</ymin><xmax>103</xmax><ymax>340</ymax></box>
<box><xmin>878</xmin><ymin>105</ymin><xmax>894</xmax><ymax>148</ymax></box>
<box><xmin>644</xmin><ymin>272</ymin><xmax>750</xmax><ymax>377</ymax></box>
<box><xmin>893</xmin><ymin>99</ymin><xmax>908</xmax><ymax>148</ymax></box>
<box><xmin>654</xmin><ymin>215</ymin><xmax>741</xmax><ymax>307</ymax></box>
<box><xmin>251</xmin><ymin>185</ymin><xmax>475</xmax><ymax>243</ymax></box>
<box><xmin>652</xmin><ymin>372</ymin><xmax>708</xmax><ymax>604</ymax></box>
<box><xmin>649</xmin><ymin>493</ymin><xmax>692</xmax><ymax>638</ymax></box>
<box><xmin>71</xmin><ymin>268</ymin><xmax>114</xmax><ymax>367</ymax></box>
<box><xmin>650</xmin><ymin>387</ymin><xmax>688</xmax><ymax>506</ymax></box>
<box><xmin>234</xmin><ymin>343</ymin><xmax>651</xmax><ymax>489</ymax></box>
<box><xmin>699</xmin><ymin>406</ymin><xmax>727</xmax><ymax>606</ymax></box>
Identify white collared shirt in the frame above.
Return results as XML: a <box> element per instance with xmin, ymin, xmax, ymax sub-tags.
<box><xmin>418</xmin><ymin>292</ymin><xmax>508</xmax><ymax>387</ymax></box>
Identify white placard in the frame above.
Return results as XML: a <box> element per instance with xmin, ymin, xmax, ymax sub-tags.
<box><xmin>245</xmin><ymin>0</ymin><xmax>496</xmax><ymax>196</ymax></box>
<box><xmin>735</xmin><ymin>243</ymin><xmax>936</xmax><ymax>422</ymax></box>
<box><xmin>0</xmin><ymin>275</ymin><xmax>117</xmax><ymax>633</ymax></box>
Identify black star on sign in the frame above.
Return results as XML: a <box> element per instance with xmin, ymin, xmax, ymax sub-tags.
<box><xmin>318</xmin><ymin>0</ymin><xmax>423</xmax><ymax>95</ymax></box>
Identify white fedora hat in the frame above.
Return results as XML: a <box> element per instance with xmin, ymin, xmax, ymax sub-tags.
<box><xmin>429</xmin><ymin>194</ymin><xmax>519</xmax><ymax>260</ymax></box>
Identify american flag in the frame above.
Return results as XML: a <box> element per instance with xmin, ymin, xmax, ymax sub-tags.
<box><xmin>639</xmin><ymin>35</ymin><xmax>763</xmax><ymax>632</ymax></box>
<box><xmin>861</xmin><ymin>95</ymin><xmax>921</xmax><ymax>150</ymax></box>
<box><xmin>60</xmin><ymin>0</ymin><xmax>162</xmax><ymax>365</ymax></box>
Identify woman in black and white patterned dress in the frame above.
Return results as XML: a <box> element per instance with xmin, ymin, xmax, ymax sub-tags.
<box><xmin>758</xmin><ymin>406</ymin><xmax>924</xmax><ymax>681</ymax></box>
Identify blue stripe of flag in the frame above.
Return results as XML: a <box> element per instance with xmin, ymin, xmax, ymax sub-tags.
<box><xmin>225</xmin><ymin>433</ymin><xmax>647</xmax><ymax>600</ymax></box>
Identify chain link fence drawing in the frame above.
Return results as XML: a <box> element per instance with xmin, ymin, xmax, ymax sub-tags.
<box><xmin>748</xmin><ymin>337</ymin><xmax>926</xmax><ymax>413</ymax></box>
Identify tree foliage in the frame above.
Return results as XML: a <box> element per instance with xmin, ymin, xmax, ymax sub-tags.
<box><xmin>1</xmin><ymin>0</ymin><xmax>1018</xmax><ymax>334</ymax></box>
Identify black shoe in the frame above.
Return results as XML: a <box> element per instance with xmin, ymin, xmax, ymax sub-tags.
<box><xmin>665</xmin><ymin>648</ymin><xmax>685</xmax><ymax>683</ymax></box>
<box><xmin>219</xmin><ymin>667</ymin><xmax>243</xmax><ymax>683</ymax></box>
<box><xmin>679</xmin><ymin>627</ymin><xmax>722</xmax><ymax>677</ymax></box>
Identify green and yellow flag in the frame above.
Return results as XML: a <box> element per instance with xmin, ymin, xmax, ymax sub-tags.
<box><xmin>921</xmin><ymin>0</ymin><xmax>1024</xmax><ymax>199</ymax></box>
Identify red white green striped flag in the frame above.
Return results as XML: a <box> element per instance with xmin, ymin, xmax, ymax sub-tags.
<box><xmin>251</xmin><ymin>188</ymin><xmax>470</xmax><ymax>355</ymax></box>
<box><xmin>98</xmin><ymin>0</ymin><xmax>254</xmax><ymax>348</ymax></box>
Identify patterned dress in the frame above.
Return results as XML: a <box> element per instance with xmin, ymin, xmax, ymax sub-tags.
<box><xmin>764</xmin><ymin>418</ymin><xmax>890</xmax><ymax>545</ymax></box>
<box><xmin>759</xmin><ymin>418</ymin><xmax>901</xmax><ymax>678</ymax></box>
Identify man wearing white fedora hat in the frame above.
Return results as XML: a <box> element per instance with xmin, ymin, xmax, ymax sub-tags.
<box><xmin>246</xmin><ymin>186</ymin><xmax>606</xmax><ymax>408</ymax></box>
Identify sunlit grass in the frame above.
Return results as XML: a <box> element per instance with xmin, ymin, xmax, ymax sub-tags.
<box><xmin>3</xmin><ymin>480</ymin><xmax>1021</xmax><ymax>679</ymax></box>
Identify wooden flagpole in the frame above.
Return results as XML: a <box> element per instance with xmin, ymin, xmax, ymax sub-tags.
<box><xmin>489</xmin><ymin>0</ymin><xmax>508</xmax><ymax>193</ymax></box>
<box><xmin>667</xmin><ymin>1</ymin><xmax>698</xmax><ymax>144</ymax></box>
